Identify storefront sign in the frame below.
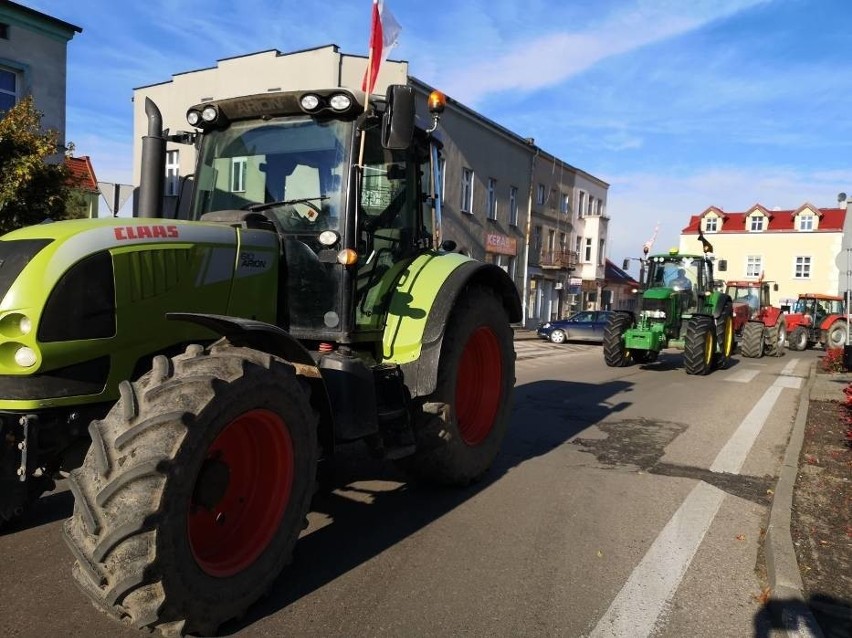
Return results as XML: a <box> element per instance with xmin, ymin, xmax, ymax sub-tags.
<box><xmin>486</xmin><ymin>233</ymin><xmax>517</xmax><ymax>256</ymax></box>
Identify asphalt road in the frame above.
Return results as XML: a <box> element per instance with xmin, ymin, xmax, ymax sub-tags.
<box><xmin>0</xmin><ymin>343</ymin><xmax>820</xmax><ymax>637</ymax></box>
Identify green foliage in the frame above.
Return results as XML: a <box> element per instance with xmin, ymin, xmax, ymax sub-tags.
<box><xmin>58</xmin><ymin>188</ymin><xmax>93</xmax><ymax>221</ymax></box>
<box><xmin>0</xmin><ymin>96</ymin><xmax>72</xmax><ymax>233</ymax></box>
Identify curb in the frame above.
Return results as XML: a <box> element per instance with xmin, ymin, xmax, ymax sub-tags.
<box><xmin>764</xmin><ymin>362</ymin><xmax>824</xmax><ymax>637</ymax></box>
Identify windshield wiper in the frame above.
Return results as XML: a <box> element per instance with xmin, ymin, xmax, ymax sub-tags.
<box><xmin>243</xmin><ymin>196</ymin><xmax>329</xmax><ymax>212</ymax></box>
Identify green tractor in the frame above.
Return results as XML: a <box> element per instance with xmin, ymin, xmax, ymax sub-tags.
<box><xmin>0</xmin><ymin>85</ymin><xmax>521</xmax><ymax>634</ymax></box>
<box><xmin>604</xmin><ymin>239</ymin><xmax>734</xmax><ymax>375</ymax></box>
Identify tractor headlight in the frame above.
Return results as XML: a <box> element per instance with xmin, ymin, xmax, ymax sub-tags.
<box><xmin>18</xmin><ymin>316</ymin><xmax>32</xmax><ymax>335</ymax></box>
<box><xmin>201</xmin><ymin>105</ymin><xmax>218</xmax><ymax>123</ymax></box>
<box><xmin>14</xmin><ymin>346</ymin><xmax>37</xmax><ymax>368</ymax></box>
<box><xmin>329</xmin><ymin>93</ymin><xmax>352</xmax><ymax>111</ymax></box>
<box><xmin>300</xmin><ymin>94</ymin><xmax>321</xmax><ymax>111</ymax></box>
<box><xmin>186</xmin><ymin>110</ymin><xmax>201</xmax><ymax>126</ymax></box>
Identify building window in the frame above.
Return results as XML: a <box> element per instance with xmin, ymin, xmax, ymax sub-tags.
<box><xmin>705</xmin><ymin>216</ymin><xmax>718</xmax><ymax>232</ymax></box>
<box><xmin>578</xmin><ymin>191</ymin><xmax>586</xmax><ymax>217</ymax></box>
<box><xmin>460</xmin><ymin>167</ymin><xmax>473</xmax><ymax>213</ymax></box>
<box><xmin>599</xmin><ymin>239</ymin><xmax>605</xmax><ymax>265</ymax></box>
<box><xmin>746</xmin><ymin>255</ymin><xmax>762</xmax><ymax>278</ymax></box>
<box><xmin>0</xmin><ymin>66</ymin><xmax>18</xmax><ymax>113</ymax></box>
<box><xmin>575</xmin><ymin>235</ymin><xmax>582</xmax><ymax>255</ymax></box>
<box><xmin>536</xmin><ymin>183</ymin><xmax>545</xmax><ymax>206</ymax></box>
<box><xmin>798</xmin><ymin>214</ymin><xmax>814</xmax><ymax>231</ymax></box>
<box><xmin>231</xmin><ymin>157</ymin><xmax>247</xmax><ymax>192</ymax></box>
<box><xmin>532</xmin><ymin>225</ymin><xmax>542</xmax><ymax>256</ymax></box>
<box><xmin>560</xmin><ymin>192</ymin><xmax>570</xmax><ymax>215</ymax></box>
<box><xmin>749</xmin><ymin>215</ymin><xmax>764</xmax><ymax>232</ymax></box>
<box><xmin>509</xmin><ymin>186</ymin><xmax>518</xmax><ymax>226</ymax></box>
<box><xmin>487</xmin><ymin>178</ymin><xmax>497</xmax><ymax>220</ymax></box>
<box><xmin>585</xmin><ymin>237</ymin><xmax>592</xmax><ymax>262</ymax></box>
<box><xmin>165</xmin><ymin>150</ymin><xmax>180</xmax><ymax>196</ymax></box>
<box><xmin>794</xmin><ymin>256</ymin><xmax>811</xmax><ymax>279</ymax></box>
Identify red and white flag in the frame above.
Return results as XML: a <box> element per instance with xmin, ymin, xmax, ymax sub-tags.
<box><xmin>361</xmin><ymin>0</ymin><xmax>401</xmax><ymax>94</ymax></box>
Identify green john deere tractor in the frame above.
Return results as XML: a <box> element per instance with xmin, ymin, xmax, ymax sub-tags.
<box><xmin>604</xmin><ymin>239</ymin><xmax>734</xmax><ymax>375</ymax></box>
<box><xmin>0</xmin><ymin>85</ymin><xmax>521</xmax><ymax>634</ymax></box>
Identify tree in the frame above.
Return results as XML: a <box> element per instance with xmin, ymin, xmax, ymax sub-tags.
<box><xmin>0</xmin><ymin>95</ymin><xmax>72</xmax><ymax>233</ymax></box>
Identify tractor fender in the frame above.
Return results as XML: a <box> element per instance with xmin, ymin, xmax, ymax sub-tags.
<box><xmin>709</xmin><ymin>293</ymin><xmax>734</xmax><ymax>318</ymax></box>
<box><xmin>761</xmin><ymin>306</ymin><xmax>783</xmax><ymax>328</ymax></box>
<box><xmin>382</xmin><ymin>254</ymin><xmax>521</xmax><ymax>398</ymax></box>
<box><xmin>819</xmin><ymin>314</ymin><xmax>844</xmax><ymax>331</ymax></box>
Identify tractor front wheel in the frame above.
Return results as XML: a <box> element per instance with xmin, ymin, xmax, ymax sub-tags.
<box><xmin>715</xmin><ymin>302</ymin><xmax>734</xmax><ymax>369</ymax></box>
<box><xmin>826</xmin><ymin>321</ymin><xmax>848</xmax><ymax>348</ymax></box>
<box><xmin>684</xmin><ymin>316</ymin><xmax>716</xmax><ymax>375</ymax></box>
<box><xmin>788</xmin><ymin>326</ymin><xmax>809</xmax><ymax>351</ymax></box>
<box><xmin>740</xmin><ymin>321</ymin><xmax>765</xmax><ymax>358</ymax></box>
<box><xmin>401</xmin><ymin>287</ymin><xmax>514</xmax><ymax>486</ymax></box>
<box><xmin>63</xmin><ymin>341</ymin><xmax>318</xmax><ymax>636</ymax></box>
<box><xmin>603</xmin><ymin>313</ymin><xmax>634</xmax><ymax>367</ymax></box>
<box><xmin>766</xmin><ymin>317</ymin><xmax>786</xmax><ymax>357</ymax></box>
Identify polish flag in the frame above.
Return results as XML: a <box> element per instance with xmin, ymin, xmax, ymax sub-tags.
<box><xmin>362</xmin><ymin>0</ymin><xmax>402</xmax><ymax>94</ymax></box>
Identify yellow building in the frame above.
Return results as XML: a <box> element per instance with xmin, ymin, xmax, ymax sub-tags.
<box><xmin>679</xmin><ymin>202</ymin><xmax>849</xmax><ymax>309</ymax></box>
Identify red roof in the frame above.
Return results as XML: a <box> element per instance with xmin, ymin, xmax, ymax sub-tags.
<box><xmin>64</xmin><ymin>156</ymin><xmax>99</xmax><ymax>192</ymax></box>
<box><xmin>681</xmin><ymin>203</ymin><xmax>845</xmax><ymax>234</ymax></box>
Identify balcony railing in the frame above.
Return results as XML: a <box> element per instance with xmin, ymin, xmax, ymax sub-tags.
<box><xmin>538</xmin><ymin>249</ymin><xmax>579</xmax><ymax>269</ymax></box>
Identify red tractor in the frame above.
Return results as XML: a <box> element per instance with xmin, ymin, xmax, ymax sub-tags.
<box><xmin>785</xmin><ymin>293</ymin><xmax>848</xmax><ymax>350</ymax></box>
<box><xmin>724</xmin><ymin>280</ymin><xmax>786</xmax><ymax>357</ymax></box>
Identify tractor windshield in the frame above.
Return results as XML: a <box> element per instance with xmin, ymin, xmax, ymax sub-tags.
<box><xmin>648</xmin><ymin>257</ymin><xmax>701</xmax><ymax>291</ymax></box>
<box><xmin>726</xmin><ymin>283</ymin><xmax>762</xmax><ymax>312</ymax></box>
<box><xmin>190</xmin><ymin>116</ymin><xmax>350</xmax><ymax>232</ymax></box>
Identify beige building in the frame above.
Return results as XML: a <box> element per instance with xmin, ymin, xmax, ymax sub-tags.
<box><xmin>131</xmin><ymin>45</ymin><xmax>609</xmax><ymax>327</ymax></box>
<box><xmin>679</xmin><ymin>202</ymin><xmax>850</xmax><ymax>308</ymax></box>
<box><xmin>0</xmin><ymin>1</ymin><xmax>80</xmax><ymax>143</ymax></box>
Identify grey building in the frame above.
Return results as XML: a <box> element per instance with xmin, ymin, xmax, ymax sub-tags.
<box><xmin>132</xmin><ymin>45</ymin><xmax>609</xmax><ymax>327</ymax></box>
<box><xmin>0</xmin><ymin>1</ymin><xmax>81</xmax><ymax>144</ymax></box>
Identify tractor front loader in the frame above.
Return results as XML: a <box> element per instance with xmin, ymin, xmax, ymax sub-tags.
<box><xmin>604</xmin><ymin>235</ymin><xmax>734</xmax><ymax>375</ymax></box>
<box><xmin>0</xmin><ymin>85</ymin><xmax>521</xmax><ymax>635</ymax></box>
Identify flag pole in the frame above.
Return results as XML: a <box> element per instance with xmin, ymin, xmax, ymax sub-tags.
<box><xmin>358</xmin><ymin>0</ymin><xmax>379</xmax><ymax>168</ymax></box>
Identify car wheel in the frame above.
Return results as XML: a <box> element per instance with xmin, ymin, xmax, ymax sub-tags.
<box><xmin>549</xmin><ymin>330</ymin><xmax>566</xmax><ymax>344</ymax></box>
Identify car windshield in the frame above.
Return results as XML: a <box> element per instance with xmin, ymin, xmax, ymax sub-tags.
<box><xmin>189</xmin><ymin>117</ymin><xmax>351</xmax><ymax>233</ymax></box>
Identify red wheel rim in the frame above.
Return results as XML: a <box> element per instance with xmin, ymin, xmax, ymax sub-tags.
<box><xmin>455</xmin><ymin>326</ymin><xmax>503</xmax><ymax>446</ymax></box>
<box><xmin>188</xmin><ymin>409</ymin><xmax>294</xmax><ymax>577</ymax></box>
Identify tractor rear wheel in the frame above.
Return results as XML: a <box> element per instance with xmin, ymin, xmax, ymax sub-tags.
<box><xmin>603</xmin><ymin>313</ymin><xmax>633</xmax><ymax>367</ymax></box>
<box><xmin>684</xmin><ymin>316</ymin><xmax>716</xmax><ymax>375</ymax></box>
<box><xmin>715</xmin><ymin>302</ymin><xmax>734</xmax><ymax>369</ymax></box>
<box><xmin>788</xmin><ymin>326</ymin><xmax>809</xmax><ymax>351</ymax></box>
<box><xmin>401</xmin><ymin>287</ymin><xmax>514</xmax><ymax>486</ymax></box>
<box><xmin>63</xmin><ymin>341</ymin><xmax>318</xmax><ymax>636</ymax></box>
<box><xmin>827</xmin><ymin>321</ymin><xmax>848</xmax><ymax>348</ymax></box>
<box><xmin>765</xmin><ymin>317</ymin><xmax>786</xmax><ymax>357</ymax></box>
<box><xmin>740</xmin><ymin>321</ymin><xmax>765</xmax><ymax>358</ymax></box>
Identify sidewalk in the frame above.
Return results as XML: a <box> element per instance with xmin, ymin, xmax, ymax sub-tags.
<box><xmin>761</xmin><ymin>364</ymin><xmax>850</xmax><ymax>637</ymax></box>
<box><xmin>513</xmin><ymin>327</ymin><xmax>540</xmax><ymax>341</ymax></box>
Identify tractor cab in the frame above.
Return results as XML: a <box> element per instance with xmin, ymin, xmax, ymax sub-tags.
<box><xmin>725</xmin><ymin>280</ymin><xmax>776</xmax><ymax>318</ymax></box>
<box><xmin>644</xmin><ymin>251</ymin><xmax>712</xmax><ymax>316</ymax></box>
<box><xmin>157</xmin><ymin>85</ymin><xmax>444</xmax><ymax>345</ymax></box>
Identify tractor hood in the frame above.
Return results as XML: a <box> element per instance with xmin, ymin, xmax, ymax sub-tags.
<box><xmin>643</xmin><ymin>287</ymin><xmax>675</xmax><ymax>300</ymax></box>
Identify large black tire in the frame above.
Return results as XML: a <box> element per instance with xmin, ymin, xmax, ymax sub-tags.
<box><xmin>63</xmin><ymin>341</ymin><xmax>318</xmax><ymax>636</ymax></box>
<box><xmin>400</xmin><ymin>287</ymin><xmax>515</xmax><ymax>486</ymax></box>
<box><xmin>684</xmin><ymin>316</ymin><xmax>716</xmax><ymax>375</ymax></box>
<box><xmin>740</xmin><ymin>321</ymin><xmax>765</xmax><ymax>359</ymax></box>
<box><xmin>715</xmin><ymin>302</ymin><xmax>734</xmax><ymax>369</ymax></box>
<box><xmin>826</xmin><ymin>320</ymin><xmax>848</xmax><ymax>348</ymax></box>
<box><xmin>765</xmin><ymin>317</ymin><xmax>786</xmax><ymax>357</ymax></box>
<box><xmin>603</xmin><ymin>313</ymin><xmax>634</xmax><ymax>367</ymax></box>
<box><xmin>788</xmin><ymin>326</ymin><xmax>809</xmax><ymax>351</ymax></box>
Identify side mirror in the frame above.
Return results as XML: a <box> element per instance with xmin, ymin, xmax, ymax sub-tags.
<box><xmin>622</xmin><ymin>258</ymin><xmax>630</xmax><ymax>270</ymax></box>
<box><xmin>717</xmin><ymin>259</ymin><xmax>727</xmax><ymax>272</ymax></box>
<box><xmin>381</xmin><ymin>85</ymin><xmax>415</xmax><ymax>150</ymax></box>
<box><xmin>773</xmin><ymin>283</ymin><xmax>779</xmax><ymax>292</ymax></box>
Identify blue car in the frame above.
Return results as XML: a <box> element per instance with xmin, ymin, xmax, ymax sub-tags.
<box><xmin>536</xmin><ymin>311</ymin><xmax>614</xmax><ymax>344</ymax></box>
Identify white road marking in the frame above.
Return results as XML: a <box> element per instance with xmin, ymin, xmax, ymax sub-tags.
<box><xmin>587</xmin><ymin>360</ymin><xmax>801</xmax><ymax>638</ymax></box>
<box><xmin>725</xmin><ymin>368</ymin><xmax>760</xmax><ymax>383</ymax></box>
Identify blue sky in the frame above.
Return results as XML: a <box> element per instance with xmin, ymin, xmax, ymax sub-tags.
<box><xmin>25</xmin><ymin>0</ymin><xmax>852</xmax><ymax>267</ymax></box>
